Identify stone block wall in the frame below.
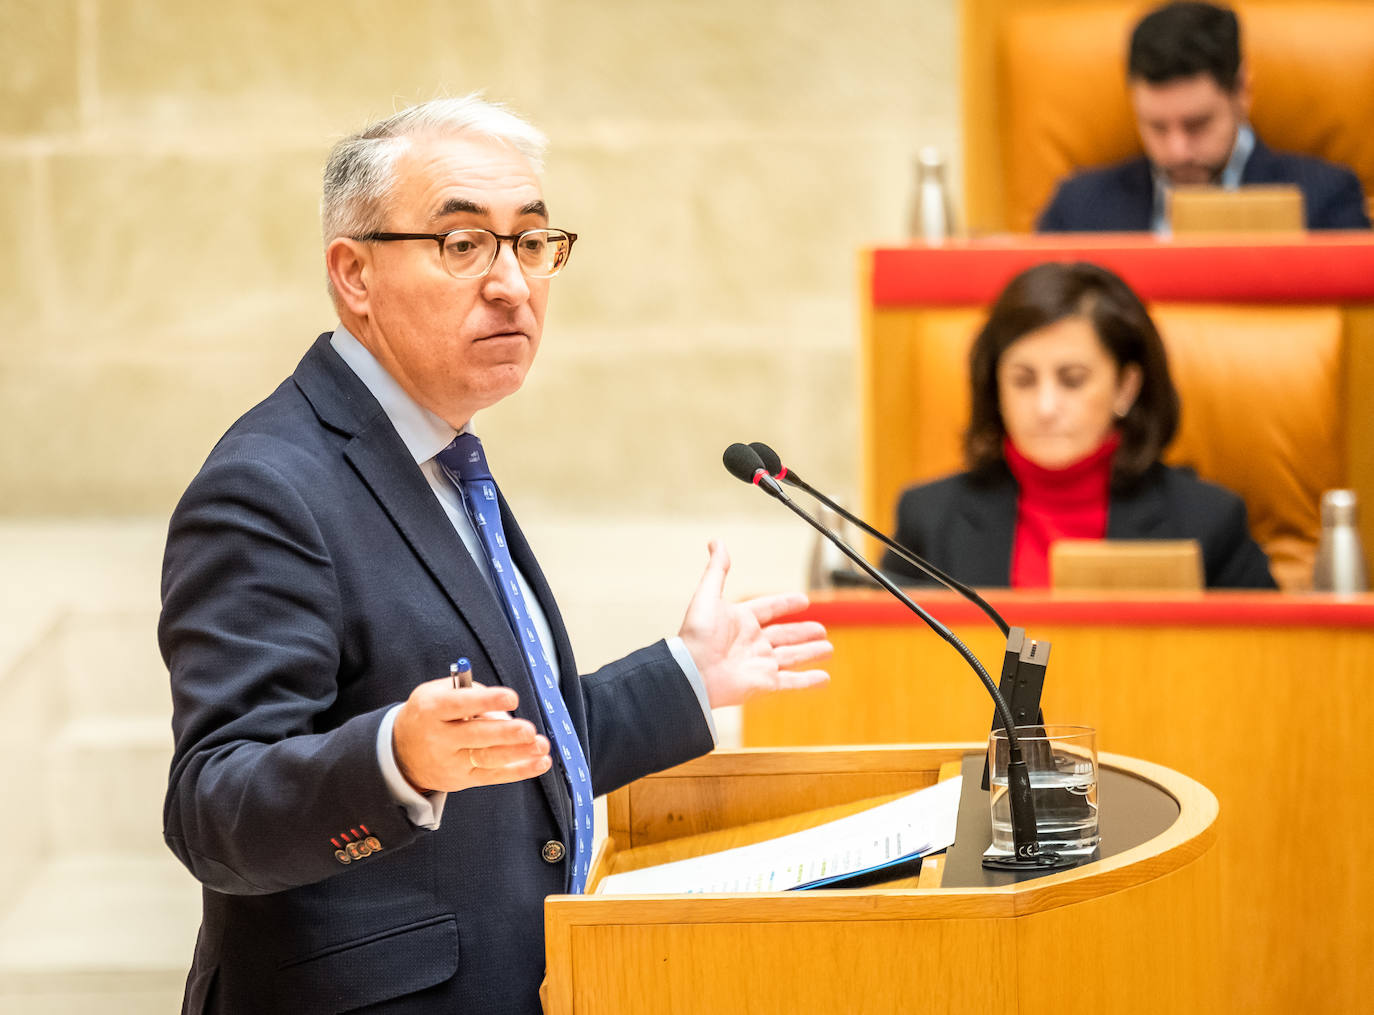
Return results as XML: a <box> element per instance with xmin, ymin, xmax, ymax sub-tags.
<box><xmin>0</xmin><ymin>0</ymin><xmax>960</xmax><ymax>518</ymax></box>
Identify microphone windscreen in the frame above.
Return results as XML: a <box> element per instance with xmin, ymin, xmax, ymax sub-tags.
<box><xmin>722</xmin><ymin>443</ymin><xmax>765</xmax><ymax>484</ymax></box>
<box><xmin>749</xmin><ymin>442</ymin><xmax>783</xmax><ymax>477</ymax></box>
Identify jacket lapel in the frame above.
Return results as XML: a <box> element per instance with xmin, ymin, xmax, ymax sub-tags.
<box><xmin>1123</xmin><ymin>157</ymin><xmax>1158</xmax><ymax>232</ymax></box>
<box><xmin>492</xmin><ymin>493</ymin><xmax>583</xmax><ymax>833</ymax></box>
<box><xmin>497</xmin><ymin>496</ymin><xmax>581</xmax><ymax>718</ymax></box>
<box><xmin>342</xmin><ymin>422</ymin><xmax>523</xmax><ymax>677</ymax></box>
<box><xmin>292</xmin><ymin>335</ymin><xmax>574</xmax><ymax>833</ymax></box>
<box><xmin>1107</xmin><ymin>468</ymin><xmax>1170</xmax><ymax>538</ymax></box>
<box><xmin>1239</xmin><ymin>136</ymin><xmax>1279</xmax><ymax>184</ymax></box>
<box><xmin>954</xmin><ymin>472</ymin><xmax>1019</xmax><ymax>586</ymax></box>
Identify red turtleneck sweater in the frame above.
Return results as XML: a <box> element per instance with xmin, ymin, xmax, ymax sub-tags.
<box><xmin>1004</xmin><ymin>434</ymin><xmax>1119</xmax><ymax>588</ymax></box>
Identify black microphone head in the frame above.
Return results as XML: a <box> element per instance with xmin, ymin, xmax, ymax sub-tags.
<box><xmin>722</xmin><ymin>443</ymin><xmax>766</xmax><ymax>484</ymax></box>
<box><xmin>750</xmin><ymin>440</ymin><xmax>802</xmax><ymax>486</ymax></box>
<box><xmin>748</xmin><ymin>442</ymin><xmax>783</xmax><ymax>477</ymax></box>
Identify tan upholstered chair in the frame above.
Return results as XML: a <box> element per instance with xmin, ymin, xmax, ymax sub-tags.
<box><xmin>960</xmin><ymin>0</ymin><xmax>1374</xmax><ymax>233</ymax></box>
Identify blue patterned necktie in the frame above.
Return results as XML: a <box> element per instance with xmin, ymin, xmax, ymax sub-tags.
<box><xmin>435</xmin><ymin>432</ymin><xmax>593</xmax><ymax>892</ymax></box>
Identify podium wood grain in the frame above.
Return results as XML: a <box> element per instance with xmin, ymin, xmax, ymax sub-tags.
<box><xmin>741</xmin><ymin>592</ymin><xmax>1374</xmax><ymax>1015</ymax></box>
<box><xmin>545</xmin><ymin>747</ymin><xmax>1218</xmax><ymax>1015</ymax></box>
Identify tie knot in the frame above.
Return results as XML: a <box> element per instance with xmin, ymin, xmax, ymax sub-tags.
<box><xmin>436</xmin><ymin>432</ymin><xmax>492</xmax><ymax>483</ymax></box>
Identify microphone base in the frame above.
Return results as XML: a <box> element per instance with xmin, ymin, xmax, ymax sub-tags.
<box><xmin>981</xmin><ymin>849</ymin><xmax>1076</xmax><ymax>872</ymax></box>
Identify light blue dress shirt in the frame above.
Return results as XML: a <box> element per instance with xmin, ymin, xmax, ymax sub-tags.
<box><xmin>327</xmin><ymin>326</ymin><xmax>714</xmax><ymax>829</ymax></box>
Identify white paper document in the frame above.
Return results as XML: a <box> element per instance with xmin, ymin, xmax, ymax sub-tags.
<box><xmin>597</xmin><ymin>776</ymin><xmax>963</xmax><ymax>895</ymax></box>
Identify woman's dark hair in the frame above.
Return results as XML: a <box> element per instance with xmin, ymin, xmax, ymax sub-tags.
<box><xmin>963</xmin><ymin>261</ymin><xmax>1180</xmax><ymax>488</ymax></box>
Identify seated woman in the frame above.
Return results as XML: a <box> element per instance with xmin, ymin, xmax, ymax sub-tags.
<box><xmin>882</xmin><ymin>261</ymin><xmax>1276</xmax><ymax>588</ymax></box>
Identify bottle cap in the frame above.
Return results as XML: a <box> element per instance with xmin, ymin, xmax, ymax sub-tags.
<box><xmin>917</xmin><ymin>146</ymin><xmax>945</xmax><ymax>170</ymax></box>
<box><xmin>1321</xmin><ymin>489</ymin><xmax>1359</xmax><ymax>527</ymax></box>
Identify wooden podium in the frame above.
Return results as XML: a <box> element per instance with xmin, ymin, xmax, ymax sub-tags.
<box><xmin>544</xmin><ymin>746</ymin><xmax>1219</xmax><ymax>1014</ymax></box>
<box><xmin>741</xmin><ymin>590</ymin><xmax>1374</xmax><ymax>1015</ymax></box>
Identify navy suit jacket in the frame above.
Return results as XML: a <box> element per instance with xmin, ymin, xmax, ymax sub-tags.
<box><xmin>160</xmin><ymin>334</ymin><xmax>714</xmax><ymax>1014</ymax></box>
<box><xmin>881</xmin><ymin>462</ymin><xmax>1277</xmax><ymax>589</ymax></box>
<box><xmin>1036</xmin><ymin>136</ymin><xmax>1371</xmax><ymax>232</ymax></box>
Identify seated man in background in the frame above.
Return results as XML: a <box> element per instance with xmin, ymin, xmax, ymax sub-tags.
<box><xmin>1036</xmin><ymin>1</ymin><xmax>1370</xmax><ymax>233</ymax></box>
<box><xmin>882</xmin><ymin>261</ymin><xmax>1276</xmax><ymax>589</ymax></box>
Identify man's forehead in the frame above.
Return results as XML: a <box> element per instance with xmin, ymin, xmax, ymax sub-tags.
<box><xmin>1130</xmin><ymin>73</ymin><xmax>1232</xmax><ymax>108</ymax></box>
<box><xmin>393</xmin><ymin>134</ymin><xmax>544</xmax><ymax>221</ymax></box>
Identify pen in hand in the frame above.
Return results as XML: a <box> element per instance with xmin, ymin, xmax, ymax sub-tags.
<box><xmin>451</xmin><ymin>657</ymin><xmax>516</xmax><ymax>724</ymax></box>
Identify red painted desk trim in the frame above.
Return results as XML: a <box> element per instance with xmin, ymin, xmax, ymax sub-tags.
<box><xmin>789</xmin><ymin>590</ymin><xmax>1374</xmax><ymax>629</ymax></box>
<box><xmin>870</xmin><ymin>235</ymin><xmax>1374</xmax><ymax>307</ymax></box>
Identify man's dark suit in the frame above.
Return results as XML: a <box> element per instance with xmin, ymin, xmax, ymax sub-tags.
<box><xmin>1036</xmin><ymin>136</ymin><xmax>1371</xmax><ymax>232</ymax></box>
<box><xmin>160</xmin><ymin>334</ymin><xmax>715</xmax><ymax>1013</ymax></box>
<box><xmin>880</xmin><ymin>462</ymin><xmax>1277</xmax><ymax>589</ymax></box>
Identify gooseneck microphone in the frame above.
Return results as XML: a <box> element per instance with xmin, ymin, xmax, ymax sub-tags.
<box><xmin>748</xmin><ymin>441</ymin><xmax>1009</xmax><ymax>637</ymax></box>
<box><xmin>722</xmin><ymin>442</ymin><xmax>1069</xmax><ymax>871</ymax></box>
<box><xmin>723</xmin><ymin>444</ymin><xmax>967</xmax><ymax>654</ymax></box>
<box><xmin>749</xmin><ymin>441</ymin><xmax>1049</xmax><ymax>792</ymax></box>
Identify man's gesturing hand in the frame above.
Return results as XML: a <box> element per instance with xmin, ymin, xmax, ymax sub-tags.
<box><xmin>677</xmin><ymin>540</ymin><xmax>832</xmax><ymax>709</ymax></box>
<box><xmin>393</xmin><ymin>678</ymin><xmax>552</xmax><ymax>794</ymax></box>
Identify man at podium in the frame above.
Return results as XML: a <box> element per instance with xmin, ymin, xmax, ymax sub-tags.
<box><xmin>159</xmin><ymin>94</ymin><xmax>832</xmax><ymax>1013</ymax></box>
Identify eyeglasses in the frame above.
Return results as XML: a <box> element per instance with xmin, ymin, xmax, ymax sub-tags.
<box><xmin>354</xmin><ymin>227</ymin><xmax>578</xmax><ymax>279</ymax></box>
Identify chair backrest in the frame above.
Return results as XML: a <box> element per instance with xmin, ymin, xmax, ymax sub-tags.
<box><xmin>961</xmin><ymin>0</ymin><xmax>1374</xmax><ymax>233</ymax></box>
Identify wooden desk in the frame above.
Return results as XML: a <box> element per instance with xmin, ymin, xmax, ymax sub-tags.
<box><xmin>742</xmin><ymin>590</ymin><xmax>1374</xmax><ymax>1015</ymax></box>
<box><xmin>545</xmin><ymin>746</ymin><xmax>1219</xmax><ymax>1014</ymax></box>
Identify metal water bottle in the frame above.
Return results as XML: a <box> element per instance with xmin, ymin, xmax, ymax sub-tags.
<box><xmin>910</xmin><ymin>146</ymin><xmax>955</xmax><ymax>244</ymax></box>
<box><xmin>805</xmin><ymin>504</ymin><xmax>859</xmax><ymax>591</ymax></box>
<box><xmin>1312</xmin><ymin>489</ymin><xmax>1369</xmax><ymax>593</ymax></box>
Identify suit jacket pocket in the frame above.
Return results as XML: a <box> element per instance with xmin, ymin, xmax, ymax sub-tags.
<box><xmin>276</xmin><ymin>914</ymin><xmax>458</xmax><ymax>1014</ymax></box>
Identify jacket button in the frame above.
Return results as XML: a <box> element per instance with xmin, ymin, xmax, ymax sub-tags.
<box><xmin>541</xmin><ymin>840</ymin><xmax>566</xmax><ymax>864</ymax></box>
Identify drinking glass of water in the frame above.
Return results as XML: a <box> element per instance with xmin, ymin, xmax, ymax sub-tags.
<box><xmin>987</xmin><ymin>724</ymin><xmax>1100</xmax><ymax>857</ymax></box>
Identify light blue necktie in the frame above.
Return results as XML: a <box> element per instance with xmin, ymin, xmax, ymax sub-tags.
<box><xmin>436</xmin><ymin>433</ymin><xmax>593</xmax><ymax>892</ymax></box>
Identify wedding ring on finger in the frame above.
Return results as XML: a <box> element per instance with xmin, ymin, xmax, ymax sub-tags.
<box><xmin>468</xmin><ymin>748</ymin><xmax>482</xmax><ymax>771</ymax></box>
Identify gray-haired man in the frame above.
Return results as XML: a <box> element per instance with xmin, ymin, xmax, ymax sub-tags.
<box><xmin>161</xmin><ymin>94</ymin><xmax>831</xmax><ymax>1013</ymax></box>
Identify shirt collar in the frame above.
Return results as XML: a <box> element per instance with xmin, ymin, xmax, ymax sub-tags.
<box><xmin>1220</xmin><ymin>122</ymin><xmax>1255</xmax><ymax>188</ymax></box>
<box><xmin>328</xmin><ymin>324</ymin><xmax>467</xmax><ymax>464</ymax></box>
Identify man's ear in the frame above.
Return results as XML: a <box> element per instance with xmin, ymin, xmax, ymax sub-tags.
<box><xmin>326</xmin><ymin>237</ymin><xmax>373</xmax><ymax>318</ymax></box>
<box><xmin>1233</xmin><ymin>61</ymin><xmax>1253</xmax><ymax>121</ymax></box>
